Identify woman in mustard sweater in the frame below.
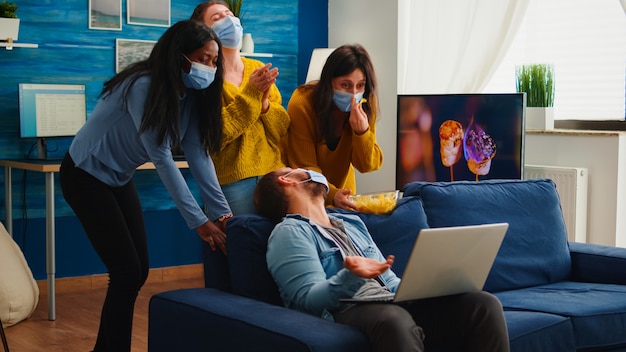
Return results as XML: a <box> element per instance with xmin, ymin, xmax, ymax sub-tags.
<box><xmin>191</xmin><ymin>1</ymin><xmax>290</xmax><ymax>215</ymax></box>
<box><xmin>286</xmin><ymin>44</ymin><xmax>383</xmax><ymax>210</ymax></box>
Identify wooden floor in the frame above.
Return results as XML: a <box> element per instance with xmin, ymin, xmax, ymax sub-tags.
<box><xmin>2</xmin><ymin>264</ymin><xmax>204</xmax><ymax>352</ymax></box>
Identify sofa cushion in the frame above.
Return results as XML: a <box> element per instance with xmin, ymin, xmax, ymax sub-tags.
<box><xmin>328</xmin><ymin>196</ymin><xmax>429</xmax><ymax>276</ymax></box>
<box><xmin>495</xmin><ymin>281</ymin><xmax>626</xmax><ymax>350</ymax></box>
<box><xmin>403</xmin><ymin>178</ymin><xmax>571</xmax><ymax>292</ymax></box>
<box><xmin>504</xmin><ymin>310</ymin><xmax>575</xmax><ymax>352</ymax></box>
<box><xmin>226</xmin><ymin>215</ymin><xmax>282</xmax><ymax>306</ymax></box>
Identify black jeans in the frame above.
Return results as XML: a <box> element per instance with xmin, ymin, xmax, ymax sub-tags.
<box><xmin>60</xmin><ymin>153</ymin><xmax>149</xmax><ymax>352</ymax></box>
<box><xmin>333</xmin><ymin>291</ymin><xmax>510</xmax><ymax>352</ymax></box>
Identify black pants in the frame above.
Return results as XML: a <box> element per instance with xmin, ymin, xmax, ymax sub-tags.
<box><xmin>60</xmin><ymin>153</ymin><xmax>149</xmax><ymax>352</ymax></box>
<box><xmin>333</xmin><ymin>291</ymin><xmax>510</xmax><ymax>352</ymax></box>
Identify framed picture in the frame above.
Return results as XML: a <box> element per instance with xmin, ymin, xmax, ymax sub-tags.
<box><xmin>89</xmin><ymin>0</ymin><xmax>122</xmax><ymax>31</ymax></box>
<box><xmin>127</xmin><ymin>0</ymin><xmax>171</xmax><ymax>27</ymax></box>
<box><xmin>115</xmin><ymin>39</ymin><xmax>156</xmax><ymax>73</ymax></box>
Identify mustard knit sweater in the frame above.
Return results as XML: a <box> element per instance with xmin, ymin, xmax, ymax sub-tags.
<box><xmin>211</xmin><ymin>57</ymin><xmax>290</xmax><ymax>185</ymax></box>
<box><xmin>286</xmin><ymin>86</ymin><xmax>383</xmax><ymax>205</ymax></box>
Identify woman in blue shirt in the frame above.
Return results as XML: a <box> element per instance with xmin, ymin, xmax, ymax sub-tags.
<box><xmin>59</xmin><ymin>20</ymin><xmax>232</xmax><ymax>352</ymax></box>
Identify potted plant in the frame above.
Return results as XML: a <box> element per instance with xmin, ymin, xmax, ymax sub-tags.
<box><xmin>516</xmin><ymin>64</ymin><xmax>555</xmax><ymax>129</ymax></box>
<box><xmin>0</xmin><ymin>0</ymin><xmax>19</xmax><ymax>42</ymax></box>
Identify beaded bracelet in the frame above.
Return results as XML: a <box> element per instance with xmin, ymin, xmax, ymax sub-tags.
<box><xmin>215</xmin><ymin>213</ymin><xmax>233</xmax><ymax>224</ymax></box>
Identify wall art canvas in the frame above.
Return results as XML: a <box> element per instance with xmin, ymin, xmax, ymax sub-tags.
<box><xmin>127</xmin><ymin>0</ymin><xmax>170</xmax><ymax>27</ymax></box>
<box><xmin>115</xmin><ymin>39</ymin><xmax>156</xmax><ymax>73</ymax></box>
<box><xmin>89</xmin><ymin>0</ymin><xmax>122</xmax><ymax>30</ymax></box>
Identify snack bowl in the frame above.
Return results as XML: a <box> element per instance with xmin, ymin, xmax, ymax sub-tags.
<box><xmin>348</xmin><ymin>190</ymin><xmax>400</xmax><ymax>214</ymax></box>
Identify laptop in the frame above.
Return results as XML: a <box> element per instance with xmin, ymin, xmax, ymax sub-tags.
<box><xmin>340</xmin><ymin>222</ymin><xmax>509</xmax><ymax>303</ymax></box>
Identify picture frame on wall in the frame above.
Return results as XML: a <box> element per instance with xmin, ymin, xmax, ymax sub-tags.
<box><xmin>127</xmin><ymin>0</ymin><xmax>171</xmax><ymax>27</ymax></box>
<box><xmin>89</xmin><ymin>0</ymin><xmax>122</xmax><ymax>31</ymax></box>
<box><xmin>115</xmin><ymin>39</ymin><xmax>157</xmax><ymax>73</ymax></box>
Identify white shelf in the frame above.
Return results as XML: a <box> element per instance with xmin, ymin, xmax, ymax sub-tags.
<box><xmin>0</xmin><ymin>42</ymin><xmax>38</xmax><ymax>49</ymax></box>
<box><xmin>240</xmin><ymin>52</ymin><xmax>273</xmax><ymax>58</ymax></box>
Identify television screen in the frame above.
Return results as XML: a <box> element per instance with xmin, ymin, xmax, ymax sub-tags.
<box><xmin>18</xmin><ymin>83</ymin><xmax>87</xmax><ymax>139</ymax></box>
<box><xmin>396</xmin><ymin>93</ymin><xmax>525</xmax><ymax>189</ymax></box>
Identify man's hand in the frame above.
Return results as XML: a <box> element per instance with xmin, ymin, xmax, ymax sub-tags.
<box><xmin>344</xmin><ymin>255</ymin><xmax>394</xmax><ymax>279</ymax></box>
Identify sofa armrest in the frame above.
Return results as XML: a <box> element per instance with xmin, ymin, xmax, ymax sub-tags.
<box><xmin>149</xmin><ymin>288</ymin><xmax>370</xmax><ymax>352</ymax></box>
<box><xmin>569</xmin><ymin>242</ymin><xmax>626</xmax><ymax>284</ymax></box>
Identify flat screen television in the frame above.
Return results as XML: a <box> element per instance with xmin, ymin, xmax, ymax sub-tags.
<box><xmin>18</xmin><ymin>83</ymin><xmax>87</xmax><ymax>160</ymax></box>
<box><xmin>396</xmin><ymin>93</ymin><xmax>525</xmax><ymax>189</ymax></box>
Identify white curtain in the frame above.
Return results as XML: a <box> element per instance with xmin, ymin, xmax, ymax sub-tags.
<box><xmin>398</xmin><ymin>0</ymin><xmax>529</xmax><ymax>94</ymax></box>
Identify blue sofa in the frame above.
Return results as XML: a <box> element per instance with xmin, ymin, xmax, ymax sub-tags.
<box><xmin>149</xmin><ymin>179</ymin><xmax>626</xmax><ymax>351</ymax></box>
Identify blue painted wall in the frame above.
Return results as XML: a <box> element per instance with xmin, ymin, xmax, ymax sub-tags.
<box><xmin>0</xmin><ymin>0</ymin><xmax>327</xmax><ymax>279</ymax></box>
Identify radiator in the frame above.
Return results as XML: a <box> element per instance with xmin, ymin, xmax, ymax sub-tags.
<box><xmin>524</xmin><ymin>165</ymin><xmax>589</xmax><ymax>243</ymax></box>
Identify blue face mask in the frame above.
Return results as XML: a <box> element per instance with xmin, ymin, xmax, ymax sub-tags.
<box><xmin>181</xmin><ymin>55</ymin><xmax>216</xmax><ymax>90</ymax></box>
<box><xmin>211</xmin><ymin>16</ymin><xmax>243</xmax><ymax>49</ymax></box>
<box><xmin>284</xmin><ymin>168</ymin><xmax>329</xmax><ymax>194</ymax></box>
<box><xmin>333</xmin><ymin>90</ymin><xmax>365</xmax><ymax>112</ymax></box>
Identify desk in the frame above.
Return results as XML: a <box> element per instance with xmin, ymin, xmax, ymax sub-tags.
<box><xmin>0</xmin><ymin>159</ymin><xmax>189</xmax><ymax>320</ymax></box>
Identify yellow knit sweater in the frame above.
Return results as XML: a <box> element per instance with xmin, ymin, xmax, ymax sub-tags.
<box><xmin>211</xmin><ymin>57</ymin><xmax>290</xmax><ymax>185</ymax></box>
<box><xmin>286</xmin><ymin>86</ymin><xmax>383</xmax><ymax>205</ymax></box>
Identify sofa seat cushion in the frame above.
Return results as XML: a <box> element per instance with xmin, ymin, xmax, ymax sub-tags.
<box><xmin>402</xmin><ymin>178</ymin><xmax>570</xmax><ymax>292</ymax></box>
<box><xmin>504</xmin><ymin>310</ymin><xmax>575</xmax><ymax>352</ymax></box>
<box><xmin>495</xmin><ymin>281</ymin><xmax>626</xmax><ymax>349</ymax></box>
<box><xmin>149</xmin><ymin>288</ymin><xmax>370</xmax><ymax>352</ymax></box>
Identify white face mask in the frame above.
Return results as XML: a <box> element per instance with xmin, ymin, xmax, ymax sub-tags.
<box><xmin>211</xmin><ymin>16</ymin><xmax>243</xmax><ymax>49</ymax></box>
<box><xmin>181</xmin><ymin>55</ymin><xmax>216</xmax><ymax>90</ymax></box>
<box><xmin>283</xmin><ymin>168</ymin><xmax>329</xmax><ymax>194</ymax></box>
<box><xmin>333</xmin><ymin>90</ymin><xmax>365</xmax><ymax>112</ymax></box>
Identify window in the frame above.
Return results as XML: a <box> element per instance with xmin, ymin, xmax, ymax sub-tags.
<box><xmin>483</xmin><ymin>0</ymin><xmax>626</xmax><ymax>120</ymax></box>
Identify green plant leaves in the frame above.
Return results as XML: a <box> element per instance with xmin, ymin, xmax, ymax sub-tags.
<box><xmin>516</xmin><ymin>64</ymin><xmax>554</xmax><ymax>107</ymax></box>
<box><xmin>0</xmin><ymin>0</ymin><xmax>18</xmax><ymax>18</ymax></box>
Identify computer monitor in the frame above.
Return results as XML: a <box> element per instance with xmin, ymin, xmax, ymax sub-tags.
<box><xmin>18</xmin><ymin>83</ymin><xmax>87</xmax><ymax>160</ymax></box>
<box><xmin>396</xmin><ymin>93</ymin><xmax>525</xmax><ymax>189</ymax></box>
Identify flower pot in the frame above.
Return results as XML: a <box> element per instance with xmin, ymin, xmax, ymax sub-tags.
<box><xmin>0</xmin><ymin>17</ymin><xmax>19</xmax><ymax>41</ymax></box>
<box><xmin>525</xmin><ymin>107</ymin><xmax>554</xmax><ymax>130</ymax></box>
<box><xmin>241</xmin><ymin>33</ymin><xmax>254</xmax><ymax>53</ymax></box>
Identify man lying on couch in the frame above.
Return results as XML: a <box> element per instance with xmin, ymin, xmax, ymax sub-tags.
<box><xmin>253</xmin><ymin>167</ymin><xmax>510</xmax><ymax>352</ymax></box>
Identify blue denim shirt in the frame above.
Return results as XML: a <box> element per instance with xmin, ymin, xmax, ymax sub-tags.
<box><xmin>266</xmin><ymin>213</ymin><xmax>401</xmax><ymax>320</ymax></box>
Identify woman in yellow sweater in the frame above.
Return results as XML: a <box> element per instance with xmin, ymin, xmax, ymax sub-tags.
<box><xmin>191</xmin><ymin>1</ymin><xmax>290</xmax><ymax>215</ymax></box>
<box><xmin>286</xmin><ymin>44</ymin><xmax>383</xmax><ymax>210</ymax></box>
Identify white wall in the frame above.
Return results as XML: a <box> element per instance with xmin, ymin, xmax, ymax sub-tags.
<box><xmin>525</xmin><ymin>131</ymin><xmax>626</xmax><ymax>247</ymax></box>
<box><xmin>329</xmin><ymin>0</ymin><xmax>398</xmax><ymax>194</ymax></box>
